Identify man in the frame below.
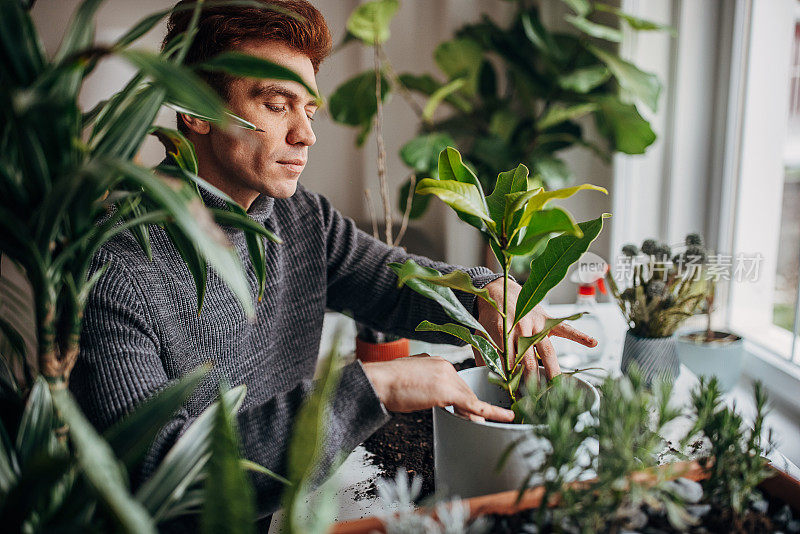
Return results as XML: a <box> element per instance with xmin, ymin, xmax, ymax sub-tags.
<box><xmin>72</xmin><ymin>0</ymin><xmax>596</xmax><ymax>525</ymax></box>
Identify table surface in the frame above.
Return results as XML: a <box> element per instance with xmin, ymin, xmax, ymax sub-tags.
<box><xmin>269</xmin><ymin>303</ymin><xmax>800</xmax><ymax>531</ymax></box>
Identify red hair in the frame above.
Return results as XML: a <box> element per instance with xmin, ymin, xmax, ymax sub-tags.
<box><xmin>163</xmin><ymin>0</ymin><xmax>331</xmax><ymax>131</ymax></box>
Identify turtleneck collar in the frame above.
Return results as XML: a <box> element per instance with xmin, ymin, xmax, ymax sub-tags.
<box><xmin>195</xmin><ymin>179</ymin><xmax>275</xmax><ymax>224</ymax></box>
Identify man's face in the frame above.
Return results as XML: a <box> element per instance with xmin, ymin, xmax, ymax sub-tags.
<box><xmin>205</xmin><ymin>40</ymin><xmax>319</xmax><ymax>200</ymax></box>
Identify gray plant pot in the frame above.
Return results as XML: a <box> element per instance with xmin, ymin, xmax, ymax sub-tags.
<box><xmin>432</xmin><ymin>366</ymin><xmax>599</xmax><ymax>500</ymax></box>
<box><xmin>676</xmin><ymin>330</ymin><xmax>744</xmax><ymax>392</ymax></box>
<box><xmin>620</xmin><ymin>330</ymin><xmax>679</xmax><ymax>388</ymax></box>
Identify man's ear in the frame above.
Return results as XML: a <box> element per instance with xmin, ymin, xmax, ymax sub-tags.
<box><xmin>180</xmin><ymin>113</ymin><xmax>211</xmax><ymax>135</ymax></box>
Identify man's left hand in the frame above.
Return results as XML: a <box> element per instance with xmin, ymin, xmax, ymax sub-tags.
<box><xmin>475</xmin><ymin>278</ymin><xmax>598</xmax><ymax>380</ymax></box>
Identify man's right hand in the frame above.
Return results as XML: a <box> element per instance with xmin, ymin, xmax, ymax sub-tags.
<box><xmin>362</xmin><ymin>355</ymin><xmax>515</xmax><ymax>423</ymax></box>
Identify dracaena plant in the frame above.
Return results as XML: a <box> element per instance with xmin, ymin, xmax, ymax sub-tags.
<box><xmin>391</xmin><ymin>147</ymin><xmax>608</xmax><ymax>411</ymax></box>
<box><xmin>0</xmin><ymin>0</ymin><xmax>320</xmax><ymax>389</ymax></box>
<box><xmin>0</xmin><ymin>0</ymin><xmax>335</xmax><ymax>531</ymax></box>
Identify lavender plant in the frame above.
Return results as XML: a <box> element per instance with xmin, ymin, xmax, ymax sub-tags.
<box><xmin>390</xmin><ymin>147</ymin><xmax>608</xmax><ymax>411</ymax></box>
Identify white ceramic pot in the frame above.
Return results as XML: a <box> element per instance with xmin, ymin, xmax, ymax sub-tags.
<box><xmin>432</xmin><ymin>366</ymin><xmax>599</xmax><ymax>499</ymax></box>
<box><xmin>676</xmin><ymin>331</ymin><xmax>744</xmax><ymax>392</ymax></box>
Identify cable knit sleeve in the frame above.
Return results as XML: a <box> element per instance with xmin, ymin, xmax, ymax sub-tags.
<box><xmin>70</xmin><ymin>247</ymin><xmax>389</xmax><ymax>521</ymax></box>
<box><xmin>314</xmin><ymin>191</ymin><xmax>502</xmax><ymax>342</ymax></box>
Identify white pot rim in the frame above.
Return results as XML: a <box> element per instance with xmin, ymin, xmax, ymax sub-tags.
<box><xmin>435</xmin><ymin>366</ymin><xmax>600</xmax><ymax>430</ymax></box>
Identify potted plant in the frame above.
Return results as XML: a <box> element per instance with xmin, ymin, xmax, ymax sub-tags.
<box><xmin>331</xmin><ymin>373</ymin><xmax>800</xmax><ymax>534</ymax></box>
<box><xmin>388</xmin><ymin>146</ymin><xmax>607</xmax><ymax>498</ymax></box>
<box><xmin>0</xmin><ymin>0</ymin><xmax>330</xmax><ymax>530</ymax></box>
<box><xmin>605</xmin><ymin>235</ymin><xmax>708</xmax><ymax>387</ymax></box>
<box><xmin>673</xmin><ymin>235</ymin><xmax>745</xmax><ymax>391</ymax></box>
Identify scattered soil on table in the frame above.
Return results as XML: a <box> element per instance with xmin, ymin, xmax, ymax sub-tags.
<box><xmin>358</xmin><ymin>359</ymin><xmax>477</xmax><ymax>502</ymax></box>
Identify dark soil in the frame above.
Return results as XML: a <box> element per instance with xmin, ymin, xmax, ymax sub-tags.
<box><xmin>358</xmin><ymin>358</ymin><xmax>477</xmax><ymax>502</ymax></box>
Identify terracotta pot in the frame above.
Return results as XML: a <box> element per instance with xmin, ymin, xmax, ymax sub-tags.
<box><xmin>329</xmin><ymin>462</ymin><xmax>800</xmax><ymax>534</ymax></box>
<box><xmin>355</xmin><ymin>336</ymin><xmax>409</xmax><ymax>363</ymax></box>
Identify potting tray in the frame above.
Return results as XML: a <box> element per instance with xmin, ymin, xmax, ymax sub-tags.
<box><xmin>267</xmin><ymin>310</ymin><xmax>800</xmax><ymax>533</ymax></box>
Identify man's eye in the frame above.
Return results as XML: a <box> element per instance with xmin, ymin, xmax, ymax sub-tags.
<box><xmin>265</xmin><ymin>104</ymin><xmax>286</xmax><ymax>113</ymax></box>
<box><xmin>307</xmin><ymin>114</ymin><xmax>315</xmax><ymax>121</ymax></box>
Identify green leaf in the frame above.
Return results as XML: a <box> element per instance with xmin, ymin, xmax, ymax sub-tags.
<box><xmin>520</xmin><ymin>11</ymin><xmax>564</xmax><ymax>61</ymax></box>
<box><xmin>489</xmin><ymin>109</ymin><xmax>520</xmax><ymax>144</ymax></box>
<box><xmin>415</xmin><ymin>178</ymin><xmax>495</xmax><ymax>231</ymax></box>
<box><xmin>565</xmin><ymin>15</ymin><xmax>622</xmax><ymax>42</ymax></box>
<box><xmin>587</xmin><ymin>44</ymin><xmax>661</xmax><ymax>112</ymax></box>
<box><xmin>595</xmin><ymin>3</ymin><xmax>676</xmax><ymax>34</ymax></box>
<box><xmin>557</xmin><ymin>65</ymin><xmax>611</xmax><ymax>93</ymax></box>
<box><xmin>150</xmin><ymin>126</ymin><xmax>198</xmax><ymax>174</ymax></box>
<box><xmin>241</xmin><ymin>458</ymin><xmax>290</xmax><ymax>486</ymax></box>
<box><xmin>388</xmin><ymin>260</ymin><xmax>488</xmax><ymax>338</ymax></box>
<box><xmin>518</xmin><ymin>184</ymin><xmax>608</xmax><ymax>228</ymax></box>
<box><xmin>163</xmin><ymin>223</ymin><xmax>209</xmax><ymax>313</ymax></box>
<box><xmin>593</xmin><ymin>96</ymin><xmax>657</xmax><ymax>154</ymax></box>
<box><xmin>201</xmin><ymin>387</ymin><xmax>256</xmax><ymax>534</ymax></box>
<box><xmin>399</xmin><ymin>133</ymin><xmax>456</xmax><ymax>174</ymax></box>
<box><xmin>394</xmin><ymin>268</ymin><xmax>498</xmax><ymax>311</ymax></box>
<box><xmin>435</xmin><ymin>147</ymin><xmax>494</xmax><ymax>233</ymax></box>
<box><xmin>210</xmin><ymin>209</ymin><xmax>282</xmax><ymax>244</ymax></box>
<box><xmin>0</xmin><ymin>418</ymin><xmax>19</xmax><ymax>494</ymax></box>
<box><xmin>52</xmin><ymin>388</ymin><xmax>157</xmax><ymax>534</ymax></box>
<box><xmin>282</xmin><ymin>330</ymin><xmax>343</xmax><ymax>533</ymax></box>
<box><xmin>165</xmin><ymin>101</ymin><xmax>260</xmax><ymax>131</ymax></box>
<box><xmin>538</xmin><ymin>103</ymin><xmax>599</xmax><ymax>131</ymax></box>
<box><xmin>531</xmin><ymin>155</ymin><xmax>571</xmax><ymax>187</ymax></box>
<box><xmin>54</xmin><ymin>0</ymin><xmax>104</xmax><ymax>63</ymax></box>
<box><xmin>328</xmin><ymin>70</ymin><xmax>390</xmax><ymax>146</ymax></box>
<box><xmin>198</xmin><ymin>51</ymin><xmax>318</xmax><ymax>99</ymax></box>
<box><xmin>434</xmin><ymin>38</ymin><xmax>483</xmax><ymax>96</ymax></box>
<box><xmin>346</xmin><ymin>0</ymin><xmax>400</xmax><ymax>45</ymax></box>
<box><xmin>507</xmin><ymin>207</ymin><xmax>583</xmax><ymax>256</ymax></box>
<box><xmin>104</xmin><ymin>365</ymin><xmax>209</xmax><ymax>470</ymax></box>
<box><xmin>106</xmin><ymin>159</ymin><xmax>255</xmax><ymax>318</ymax></box>
<box><xmin>416</xmin><ymin>321</ymin><xmax>504</xmax><ymax>380</ymax></box>
<box><xmin>136</xmin><ymin>386</ymin><xmax>246</xmax><ymax>520</ymax></box>
<box><xmin>560</xmin><ymin>0</ymin><xmax>591</xmax><ymax>17</ymax></box>
<box><xmin>515</xmin><ymin>313</ymin><xmax>586</xmax><ymax>366</ymax></box>
<box><xmin>0</xmin><ymin>0</ymin><xmax>45</xmax><ymax>86</ymax></box>
<box><xmin>486</xmin><ymin>164</ymin><xmax>529</xmax><ymax>228</ymax></box>
<box><xmin>121</xmin><ymin>50</ymin><xmax>228</xmax><ymax>124</ymax></box>
<box><xmin>422</xmin><ymin>78</ymin><xmax>465</xmax><ymax>122</ymax></box>
<box><xmin>15</xmin><ymin>377</ymin><xmax>56</xmax><ymax>466</ymax></box>
<box><xmin>514</xmin><ymin>215</ymin><xmax>609</xmax><ymax>325</ymax></box>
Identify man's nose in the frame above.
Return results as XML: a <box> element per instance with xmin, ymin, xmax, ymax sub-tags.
<box><xmin>287</xmin><ymin>114</ymin><xmax>316</xmax><ymax>147</ymax></box>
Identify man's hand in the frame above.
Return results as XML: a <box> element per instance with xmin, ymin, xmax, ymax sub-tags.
<box><xmin>362</xmin><ymin>355</ymin><xmax>515</xmax><ymax>423</ymax></box>
<box><xmin>475</xmin><ymin>278</ymin><xmax>598</xmax><ymax>380</ymax></box>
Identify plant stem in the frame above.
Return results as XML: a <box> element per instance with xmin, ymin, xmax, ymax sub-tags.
<box><xmin>502</xmin><ymin>253</ymin><xmax>516</xmax><ymax>403</ymax></box>
<box><xmin>373</xmin><ymin>44</ymin><xmax>392</xmax><ymax>246</ymax></box>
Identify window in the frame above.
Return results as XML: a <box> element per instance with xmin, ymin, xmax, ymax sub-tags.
<box><xmin>727</xmin><ymin>0</ymin><xmax>800</xmax><ymax>364</ymax></box>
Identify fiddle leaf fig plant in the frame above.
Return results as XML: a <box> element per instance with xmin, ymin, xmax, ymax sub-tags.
<box><xmin>391</xmin><ymin>147</ymin><xmax>608</xmax><ymax>411</ymax></box>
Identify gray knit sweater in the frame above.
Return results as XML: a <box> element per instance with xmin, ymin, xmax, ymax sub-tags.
<box><xmin>71</xmin><ymin>182</ymin><xmax>497</xmax><ymax>522</ymax></box>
